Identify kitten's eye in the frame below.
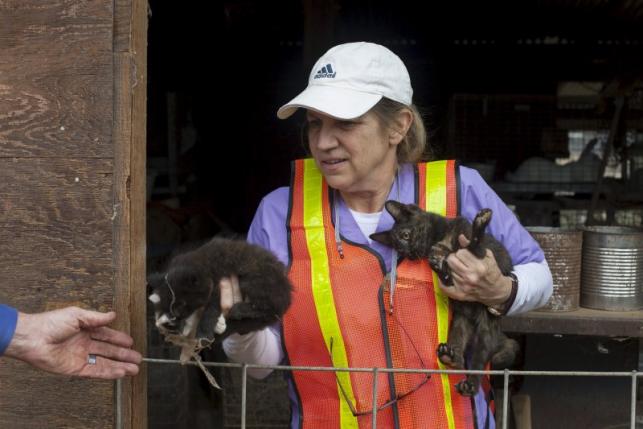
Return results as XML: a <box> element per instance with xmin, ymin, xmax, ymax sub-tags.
<box><xmin>401</xmin><ymin>231</ymin><xmax>410</xmax><ymax>240</ymax></box>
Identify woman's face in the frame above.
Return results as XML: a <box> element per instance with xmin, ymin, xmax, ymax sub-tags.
<box><xmin>306</xmin><ymin>110</ymin><xmax>399</xmax><ymax>194</ymax></box>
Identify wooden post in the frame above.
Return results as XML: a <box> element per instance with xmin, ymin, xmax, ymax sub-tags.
<box><xmin>114</xmin><ymin>0</ymin><xmax>148</xmax><ymax>428</ymax></box>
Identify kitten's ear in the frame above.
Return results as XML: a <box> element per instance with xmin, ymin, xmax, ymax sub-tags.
<box><xmin>384</xmin><ymin>200</ymin><xmax>410</xmax><ymax>221</ymax></box>
<box><xmin>370</xmin><ymin>230</ymin><xmax>393</xmax><ymax>246</ymax></box>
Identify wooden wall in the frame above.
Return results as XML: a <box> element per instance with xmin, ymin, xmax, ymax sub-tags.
<box><xmin>0</xmin><ymin>0</ymin><xmax>147</xmax><ymax>427</ymax></box>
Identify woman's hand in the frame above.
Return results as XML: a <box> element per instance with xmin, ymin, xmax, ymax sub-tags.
<box><xmin>219</xmin><ymin>275</ymin><xmax>242</xmax><ymax>317</ymax></box>
<box><xmin>438</xmin><ymin>234</ymin><xmax>512</xmax><ymax>307</ymax></box>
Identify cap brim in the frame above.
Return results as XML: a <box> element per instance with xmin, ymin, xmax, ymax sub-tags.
<box><xmin>277</xmin><ymin>85</ymin><xmax>382</xmax><ymax>120</ymax></box>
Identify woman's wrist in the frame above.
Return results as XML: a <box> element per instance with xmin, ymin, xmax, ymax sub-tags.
<box><xmin>487</xmin><ymin>274</ymin><xmax>518</xmax><ymax>316</ymax></box>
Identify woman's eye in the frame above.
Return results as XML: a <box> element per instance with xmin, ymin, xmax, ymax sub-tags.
<box><xmin>338</xmin><ymin>121</ymin><xmax>356</xmax><ymax>130</ymax></box>
<box><xmin>307</xmin><ymin>120</ymin><xmax>321</xmax><ymax>129</ymax></box>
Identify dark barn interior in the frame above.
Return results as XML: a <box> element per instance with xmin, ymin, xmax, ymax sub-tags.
<box><xmin>145</xmin><ymin>1</ymin><xmax>643</xmax><ymax>428</ymax></box>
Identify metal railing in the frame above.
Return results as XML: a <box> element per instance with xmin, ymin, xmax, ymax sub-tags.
<box><xmin>138</xmin><ymin>357</ymin><xmax>643</xmax><ymax>429</ymax></box>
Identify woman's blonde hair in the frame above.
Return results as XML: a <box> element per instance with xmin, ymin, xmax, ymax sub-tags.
<box><xmin>371</xmin><ymin>98</ymin><xmax>432</xmax><ymax>163</ymax></box>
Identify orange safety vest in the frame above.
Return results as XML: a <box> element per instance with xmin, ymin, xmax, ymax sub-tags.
<box><xmin>284</xmin><ymin>158</ymin><xmax>477</xmax><ymax>429</ymax></box>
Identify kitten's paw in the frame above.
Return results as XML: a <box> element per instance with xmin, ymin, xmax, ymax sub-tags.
<box><xmin>428</xmin><ymin>253</ymin><xmax>445</xmax><ymax>272</ymax></box>
<box><xmin>429</xmin><ymin>244</ymin><xmax>453</xmax><ymax>285</ymax></box>
<box><xmin>473</xmin><ymin>208</ymin><xmax>492</xmax><ymax>229</ymax></box>
<box><xmin>455</xmin><ymin>379</ymin><xmax>479</xmax><ymax>397</ymax></box>
<box><xmin>214</xmin><ymin>314</ymin><xmax>227</xmax><ymax>334</ymax></box>
<box><xmin>437</xmin><ymin>343</ymin><xmax>456</xmax><ymax>367</ymax></box>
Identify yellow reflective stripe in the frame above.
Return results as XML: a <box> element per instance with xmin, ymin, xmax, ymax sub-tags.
<box><xmin>433</xmin><ymin>271</ymin><xmax>456</xmax><ymax>429</ymax></box>
<box><xmin>302</xmin><ymin>159</ymin><xmax>359</xmax><ymax>429</ymax></box>
<box><xmin>425</xmin><ymin>161</ymin><xmax>456</xmax><ymax>429</ymax></box>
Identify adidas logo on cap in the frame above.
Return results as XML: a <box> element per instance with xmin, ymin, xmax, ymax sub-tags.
<box><xmin>313</xmin><ymin>63</ymin><xmax>336</xmax><ymax>79</ymax></box>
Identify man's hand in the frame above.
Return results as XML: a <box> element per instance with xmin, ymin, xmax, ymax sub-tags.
<box><xmin>438</xmin><ymin>234</ymin><xmax>512</xmax><ymax>307</ymax></box>
<box><xmin>5</xmin><ymin>307</ymin><xmax>141</xmax><ymax>379</ymax></box>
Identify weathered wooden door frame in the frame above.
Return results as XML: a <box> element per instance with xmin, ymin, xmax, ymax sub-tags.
<box><xmin>113</xmin><ymin>0</ymin><xmax>148</xmax><ymax>427</ymax></box>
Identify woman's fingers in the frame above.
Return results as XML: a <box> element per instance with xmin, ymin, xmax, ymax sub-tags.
<box><xmin>219</xmin><ymin>275</ymin><xmax>241</xmax><ymax>317</ymax></box>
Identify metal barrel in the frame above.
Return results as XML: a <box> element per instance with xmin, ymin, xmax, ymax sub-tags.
<box><xmin>526</xmin><ymin>227</ymin><xmax>583</xmax><ymax>312</ymax></box>
<box><xmin>580</xmin><ymin>226</ymin><xmax>643</xmax><ymax>311</ymax></box>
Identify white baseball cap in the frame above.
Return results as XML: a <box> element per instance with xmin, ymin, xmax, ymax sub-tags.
<box><xmin>277</xmin><ymin>42</ymin><xmax>413</xmax><ymax>120</ymax></box>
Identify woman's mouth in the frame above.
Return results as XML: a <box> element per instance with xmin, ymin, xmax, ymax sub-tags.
<box><xmin>321</xmin><ymin>159</ymin><xmax>347</xmax><ymax>171</ymax></box>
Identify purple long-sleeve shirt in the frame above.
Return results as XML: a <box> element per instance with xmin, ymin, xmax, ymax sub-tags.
<box><xmin>234</xmin><ymin>163</ymin><xmax>552</xmax><ymax>429</ymax></box>
<box><xmin>249</xmin><ymin>164</ymin><xmax>545</xmax><ymax>272</ymax></box>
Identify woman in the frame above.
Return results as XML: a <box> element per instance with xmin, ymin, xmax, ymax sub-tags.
<box><xmin>223</xmin><ymin>42</ymin><xmax>552</xmax><ymax>429</ymax></box>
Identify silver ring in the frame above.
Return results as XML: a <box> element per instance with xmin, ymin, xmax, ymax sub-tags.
<box><xmin>87</xmin><ymin>354</ymin><xmax>97</xmax><ymax>365</ymax></box>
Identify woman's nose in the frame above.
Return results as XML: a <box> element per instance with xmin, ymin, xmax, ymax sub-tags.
<box><xmin>312</xmin><ymin>124</ymin><xmax>338</xmax><ymax>150</ymax></box>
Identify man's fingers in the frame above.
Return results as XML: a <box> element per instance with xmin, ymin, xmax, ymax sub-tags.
<box><xmin>90</xmin><ymin>326</ymin><xmax>135</xmax><ymax>348</ymax></box>
<box><xmin>89</xmin><ymin>340</ymin><xmax>142</xmax><ymax>365</ymax></box>
<box><xmin>79</xmin><ymin>356</ymin><xmax>139</xmax><ymax>379</ymax></box>
<box><xmin>76</xmin><ymin>309</ymin><xmax>117</xmax><ymax>329</ymax></box>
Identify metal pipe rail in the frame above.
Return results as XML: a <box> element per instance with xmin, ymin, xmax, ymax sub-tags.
<box><xmin>141</xmin><ymin>358</ymin><xmax>642</xmax><ymax>429</ymax></box>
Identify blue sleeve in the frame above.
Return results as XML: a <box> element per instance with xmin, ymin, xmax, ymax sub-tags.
<box><xmin>0</xmin><ymin>304</ymin><xmax>18</xmax><ymax>355</ymax></box>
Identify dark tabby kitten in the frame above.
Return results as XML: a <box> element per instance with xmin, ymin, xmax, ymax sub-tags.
<box><xmin>370</xmin><ymin>201</ymin><xmax>519</xmax><ymax>396</ymax></box>
<box><xmin>148</xmin><ymin>237</ymin><xmax>292</xmax><ymax>345</ymax></box>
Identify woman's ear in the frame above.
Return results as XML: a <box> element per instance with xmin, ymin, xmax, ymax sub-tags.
<box><xmin>388</xmin><ymin>109</ymin><xmax>413</xmax><ymax>146</ymax></box>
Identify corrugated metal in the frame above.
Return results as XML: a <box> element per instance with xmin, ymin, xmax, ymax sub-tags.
<box><xmin>581</xmin><ymin>226</ymin><xmax>643</xmax><ymax>311</ymax></box>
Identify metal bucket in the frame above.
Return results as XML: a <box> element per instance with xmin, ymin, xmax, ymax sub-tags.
<box><xmin>526</xmin><ymin>227</ymin><xmax>582</xmax><ymax>312</ymax></box>
<box><xmin>580</xmin><ymin>226</ymin><xmax>643</xmax><ymax>311</ymax></box>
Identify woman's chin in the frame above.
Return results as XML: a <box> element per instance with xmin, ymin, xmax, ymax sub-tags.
<box><xmin>324</xmin><ymin>175</ymin><xmax>351</xmax><ymax>191</ymax></box>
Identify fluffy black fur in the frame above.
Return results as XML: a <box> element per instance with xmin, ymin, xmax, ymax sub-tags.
<box><xmin>148</xmin><ymin>237</ymin><xmax>292</xmax><ymax>343</ymax></box>
<box><xmin>370</xmin><ymin>201</ymin><xmax>519</xmax><ymax>396</ymax></box>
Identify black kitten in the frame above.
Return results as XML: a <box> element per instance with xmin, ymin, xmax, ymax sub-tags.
<box><xmin>148</xmin><ymin>237</ymin><xmax>292</xmax><ymax>347</ymax></box>
<box><xmin>370</xmin><ymin>201</ymin><xmax>519</xmax><ymax>396</ymax></box>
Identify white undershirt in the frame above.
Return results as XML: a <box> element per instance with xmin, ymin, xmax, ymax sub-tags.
<box><xmin>348</xmin><ymin>208</ymin><xmax>382</xmax><ymax>243</ymax></box>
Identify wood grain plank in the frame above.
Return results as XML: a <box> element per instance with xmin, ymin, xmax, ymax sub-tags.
<box><xmin>114</xmin><ymin>0</ymin><xmax>133</xmax><ymax>52</ymax></box>
<box><xmin>501</xmin><ymin>308</ymin><xmax>643</xmax><ymax>337</ymax></box>
<box><xmin>0</xmin><ymin>158</ymin><xmax>113</xmax><ymax>228</ymax></box>
<box><xmin>0</xmin><ymin>58</ymin><xmax>113</xmax><ymax>158</ymax></box>
<box><xmin>0</xmin><ymin>158</ymin><xmax>114</xmax><ymax>311</ymax></box>
<box><xmin>0</xmin><ymin>227</ymin><xmax>113</xmax><ymax>311</ymax></box>
<box><xmin>0</xmin><ymin>361</ymin><xmax>113</xmax><ymax>428</ymax></box>
<box><xmin>0</xmin><ymin>0</ymin><xmax>113</xmax><ymax>158</ymax></box>
<box><xmin>128</xmin><ymin>0</ymin><xmax>149</xmax><ymax>427</ymax></box>
<box><xmin>0</xmin><ymin>0</ymin><xmax>112</xmax><ymax>44</ymax></box>
<box><xmin>113</xmin><ymin>50</ymin><xmax>134</xmax><ymax>429</ymax></box>
<box><xmin>0</xmin><ymin>1</ymin><xmax>121</xmax><ymax>427</ymax></box>
<box><xmin>113</xmin><ymin>0</ymin><xmax>148</xmax><ymax>427</ymax></box>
